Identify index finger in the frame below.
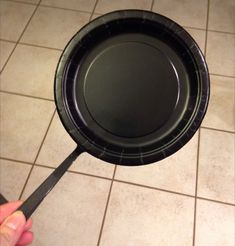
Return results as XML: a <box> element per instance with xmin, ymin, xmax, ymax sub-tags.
<box><xmin>0</xmin><ymin>201</ymin><xmax>23</xmax><ymax>223</ymax></box>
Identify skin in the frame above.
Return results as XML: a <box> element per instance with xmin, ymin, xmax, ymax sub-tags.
<box><xmin>0</xmin><ymin>201</ymin><xmax>33</xmax><ymax>246</ymax></box>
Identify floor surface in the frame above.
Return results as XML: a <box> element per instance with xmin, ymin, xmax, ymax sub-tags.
<box><xmin>0</xmin><ymin>0</ymin><xmax>234</xmax><ymax>245</ymax></box>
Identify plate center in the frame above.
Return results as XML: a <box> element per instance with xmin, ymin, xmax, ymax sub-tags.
<box><xmin>84</xmin><ymin>42</ymin><xmax>179</xmax><ymax>138</ymax></box>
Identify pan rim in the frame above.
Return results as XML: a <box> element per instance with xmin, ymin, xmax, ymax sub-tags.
<box><xmin>54</xmin><ymin>9</ymin><xmax>210</xmax><ymax>165</ymax></box>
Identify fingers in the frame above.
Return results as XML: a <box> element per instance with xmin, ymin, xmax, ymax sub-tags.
<box><xmin>0</xmin><ymin>211</ymin><xmax>26</xmax><ymax>246</ymax></box>
<box><xmin>0</xmin><ymin>201</ymin><xmax>34</xmax><ymax>245</ymax></box>
<box><xmin>16</xmin><ymin>231</ymin><xmax>34</xmax><ymax>246</ymax></box>
<box><xmin>0</xmin><ymin>201</ymin><xmax>23</xmax><ymax>223</ymax></box>
<box><xmin>0</xmin><ymin>201</ymin><xmax>32</xmax><ymax>231</ymax></box>
<box><xmin>24</xmin><ymin>219</ymin><xmax>32</xmax><ymax>231</ymax></box>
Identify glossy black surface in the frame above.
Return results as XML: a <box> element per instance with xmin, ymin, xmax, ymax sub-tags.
<box><xmin>55</xmin><ymin>10</ymin><xmax>210</xmax><ymax>165</ymax></box>
<box><xmin>0</xmin><ymin>193</ymin><xmax>8</xmax><ymax>205</ymax></box>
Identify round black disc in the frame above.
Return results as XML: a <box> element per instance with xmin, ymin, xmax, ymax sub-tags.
<box><xmin>83</xmin><ymin>42</ymin><xmax>179</xmax><ymax>138</ymax></box>
<box><xmin>55</xmin><ymin>10</ymin><xmax>209</xmax><ymax>165</ymax></box>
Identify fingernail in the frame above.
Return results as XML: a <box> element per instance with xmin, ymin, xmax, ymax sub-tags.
<box><xmin>4</xmin><ymin>211</ymin><xmax>25</xmax><ymax>230</ymax></box>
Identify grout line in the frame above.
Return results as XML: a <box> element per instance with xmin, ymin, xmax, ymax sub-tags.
<box><xmin>33</xmin><ymin>163</ymin><xmax>60</xmax><ymax>170</ymax></box>
<box><xmin>39</xmin><ymin>4</ymin><xmax>93</xmax><ymax>15</ymax></box>
<box><xmin>0</xmin><ymin>90</ymin><xmax>54</xmax><ymax>102</ymax></box>
<box><xmin>207</xmin><ymin>29</ymin><xmax>235</xmax><ymax>35</ymax></box>
<box><xmin>33</xmin><ymin>110</ymin><xmax>56</xmax><ymax>163</ymax></box>
<box><xmin>0</xmin><ymin>39</ymin><xmax>16</xmax><ymax>44</ymax></box>
<box><xmin>34</xmin><ymin>163</ymin><xmax>113</xmax><ymax>182</ymax></box>
<box><xmin>97</xmin><ymin>165</ymin><xmax>117</xmax><ymax>246</ymax></box>
<box><xmin>200</xmin><ymin>126</ymin><xmax>235</xmax><ymax>134</ymax></box>
<box><xmin>150</xmin><ymin>0</ymin><xmax>155</xmax><ymax>11</ymax></box>
<box><xmin>19</xmin><ymin>42</ymin><xmax>63</xmax><ymax>51</ymax></box>
<box><xmin>209</xmin><ymin>73</ymin><xmax>235</xmax><ymax>79</ymax></box>
<box><xmin>89</xmin><ymin>0</ymin><xmax>99</xmax><ymax>21</ymax></box>
<box><xmin>192</xmin><ymin>129</ymin><xmax>201</xmax><ymax>246</ymax></box>
<box><xmin>114</xmin><ymin>179</ymin><xmax>195</xmax><ymax>199</ymax></box>
<box><xmin>197</xmin><ymin>196</ymin><xmax>235</xmax><ymax>207</ymax></box>
<box><xmin>183</xmin><ymin>26</ymin><xmax>235</xmax><ymax>35</ymax></box>
<box><xmin>0</xmin><ymin>0</ymin><xmax>41</xmax><ymax>74</ymax></box>
<box><xmin>0</xmin><ymin>157</ymin><xmax>33</xmax><ymax>166</ymax></box>
<box><xmin>183</xmin><ymin>26</ymin><xmax>206</xmax><ymax>31</ymax></box>
<box><xmin>18</xmin><ymin>165</ymin><xmax>34</xmax><ymax>200</ymax></box>
<box><xmin>67</xmin><ymin>169</ymin><xmax>112</xmax><ymax>181</ymax></box>
<box><xmin>0</xmin><ymin>39</ymin><xmax>63</xmax><ymax>52</ymax></box>
<box><xmin>204</xmin><ymin>0</ymin><xmax>210</xmax><ymax>57</ymax></box>
<box><xmin>18</xmin><ymin>109</ymin><xmax>56</xmax><ymax>199</ymax></box>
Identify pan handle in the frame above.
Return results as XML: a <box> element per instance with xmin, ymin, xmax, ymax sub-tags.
<box><xmin>0</xmin><ymin>193</ymin><xmax>8</xmax><ymax>205</ymax></box>
<box><xmin>17</xmin><ymin>146</ymin><xmax>83</xmax><ymax>220</ymax></box>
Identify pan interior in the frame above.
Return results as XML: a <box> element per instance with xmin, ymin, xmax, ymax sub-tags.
<box><xmin>73</xmin><ymin>33</ymin><xmax>189</xmax><ymax>148</ymax></box>
<box><xmin>83</xmin><ymin>41</ymin><xmax>179</xmax><ymax>138</ymax></box>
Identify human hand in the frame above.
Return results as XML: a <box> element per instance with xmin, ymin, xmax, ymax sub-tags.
<box><xmin>0</xmin><ymin>201</ymin><xmax>33</xmax><ymax>246</ymax></box>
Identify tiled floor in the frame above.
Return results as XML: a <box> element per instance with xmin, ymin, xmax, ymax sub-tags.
<box><xmin>0</xmin><ymin>0</ymin><xmax>234</xmax><ymax>245</ymax></box>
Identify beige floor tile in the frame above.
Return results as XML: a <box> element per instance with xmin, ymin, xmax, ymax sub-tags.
<box><xmin>41</xmin><ymin>0</ymin><xmax>96</xmax><ymax>12</ymax></box>
<box><xmin>100</xmin><ymin>182</ymin><xmax>194</xmax><ymax>245</ymax></box>
<box><xmin>0</xmin><ymin>159</ymin><xmax>31</xmax><ymax>201</ymax></box>
<box><xmin>186</xmin><ymin>28</ymin><xmax>206</xmax><ymax>54</ymax></box>
<box><xmin>12</xmin><ymin>0</ymin><xmax>39</xmax><ymax>3</ymax></box>
<box><xmin>0</xmin><ymin>93</ymin><xmax>55</xmax><ymax>162</ymax></box>
<box><xmin>198</xmin><ymin>129</ymin><xmax>235</xmax><ymax>204</ymax></box>
<box><xmin>21</xmin><ymin>6</ymin><xmax>90</xmax><ymax>49</ymax></box>
<box><xmin>0</xmin><ymin>40</ymin><xmax>15</xmax><ymax>71</ymax></box>
<box><xmin>206</xmin><ymin>32</ymin><xmax>235</xmax><ymax>77</ymax></box>
<box><xmin>36</xmin><ymin>113</ymin><xmax>115</xmax><ymax>178</ymax></box>
<box><xmin>95</xmin><ymin>0</ymin><xmax>152</xmax><ymax>14</ymax></box>
<box><xmin>202</xmin><ymin>75</ymin><xmax>235</xmax><ymax>132</ymax></box>
<box><xmin>0</xmin><ymin>1</ymin><xmax>36</xmax><ymax>41</ymax></box>
<box><xmin>195</xmin><ymin>199</ymin><xmax>234</xmax><ymax>246</ymax></box>
<box><xmin>208</xmin><ymin>0</ymin><xmax>235</xmax><ymax>33</ymax></box>
<box><xmin>1</xmin><ymin>44</ymin><xmax>61</xmax><ymax>99</ymax></box>
<box><xmin>22</xmin><ymin>166</ymin><xmax>111</xmax><ymax>246</ymax></box>
<box><xmin>115</xmin><ymin>132</ymin><xmax>198</xmax><ymax>195</ymax></box>
<box><xmin>153</xmin><ymin>0</ymin><xmax>207</xmax><ymax>29</ymax></box>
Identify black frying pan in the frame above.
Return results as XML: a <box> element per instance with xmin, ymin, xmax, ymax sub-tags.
<box><xmin>5</xmin><ymin>10</ymin><xmax>209</xmax><ymax>219</ymax></box>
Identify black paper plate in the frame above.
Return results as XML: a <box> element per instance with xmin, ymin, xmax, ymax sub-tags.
<box><xmin>55</xmin><ymin>10</ymin><xmax>209</xmax><ymax>165</ymax></box>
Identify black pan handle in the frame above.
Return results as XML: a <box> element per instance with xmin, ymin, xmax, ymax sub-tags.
<box><xmin>0</xmin><ymin>193</ymin><xmax>8</xmax><ymax>205</ymax></box>
<box><xmin>17</xmin><ymin>146</ymin><xmax>83</xmax><ymax>220</ymax></box>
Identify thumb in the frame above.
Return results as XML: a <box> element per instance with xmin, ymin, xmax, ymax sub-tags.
<box><xmin>0</xmin><ymin>211</ymin><xmax>26</xmax><ymax>246</ymax></box>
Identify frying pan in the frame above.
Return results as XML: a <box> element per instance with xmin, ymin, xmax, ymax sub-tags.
<box><xmin>2</xmin><ymin>10</ymin><xmax>210</xmax><ymax>219</ymax></box>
